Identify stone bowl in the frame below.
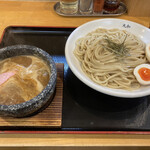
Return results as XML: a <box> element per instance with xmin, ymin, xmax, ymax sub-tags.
<box><xmin>0</xmin><ymin>45</ymin><xmax>57</xmax><ymax>117</ymax></box>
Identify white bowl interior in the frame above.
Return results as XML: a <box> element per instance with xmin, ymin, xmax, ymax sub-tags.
<box><xmin>65</xmin><ymin>19</ymin><xmax>150</xmax><ymax>98</ymax></box>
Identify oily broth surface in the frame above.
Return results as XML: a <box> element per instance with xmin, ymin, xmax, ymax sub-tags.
<box><xmin>0</xmin><ymin>55</ymin><xmax>50</xmax><ymax>105</ymax></box>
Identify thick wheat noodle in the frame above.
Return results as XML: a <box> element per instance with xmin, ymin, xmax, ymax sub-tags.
<box><xmin>74</xmin><ymin>28</ymin><xmax>147</xmax><ymax>90</ymax></box>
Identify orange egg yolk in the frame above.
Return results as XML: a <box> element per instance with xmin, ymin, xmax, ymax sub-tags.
<box><xmin>138</xmin><ymin>67</ymin><xmax>150</xmax><ymax>81</ymax></box>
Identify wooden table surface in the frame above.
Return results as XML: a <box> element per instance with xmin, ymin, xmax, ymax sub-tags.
<box><xmin>0</xmin><ymin>1</ymin><xmax>150</xmax><ymax>149</ymax></box>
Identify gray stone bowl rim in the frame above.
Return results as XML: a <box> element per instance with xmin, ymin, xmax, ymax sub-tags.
<box><xmin>0</xmin><ymin>45</ymin><xmax>57</xmax><ymax>111</ymax></box>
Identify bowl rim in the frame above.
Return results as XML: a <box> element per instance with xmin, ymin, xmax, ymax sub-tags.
<box><xmin>65</xmin><ymin>18</ymin><xmax>150</xmax><ymax>98</ymax></box>
<box><xmin>0</xmin><ymin>44</ymin><xmax>57</xmax><ymax>111</ymax></box>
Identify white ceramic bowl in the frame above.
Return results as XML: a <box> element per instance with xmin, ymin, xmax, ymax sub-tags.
<box><xmin>65</xmin><ymin>19</ymin><xmax>150</xmax><ymax>98</ymax></box>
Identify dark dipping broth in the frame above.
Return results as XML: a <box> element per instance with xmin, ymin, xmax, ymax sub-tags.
<box><xmin>0</xmin><ymin>55</ymin><xmax>50</xmax><ymax>105</ymax></box>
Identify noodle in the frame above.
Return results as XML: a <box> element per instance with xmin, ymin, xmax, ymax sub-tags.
<box><xmin>74</xmin><ymin>28</ymin><xmax>147</xmax><ymax>90</ymax></box>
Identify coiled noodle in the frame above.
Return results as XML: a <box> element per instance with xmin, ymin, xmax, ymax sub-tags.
<box><xmin>74</xmin><ymin>28</ymin><xmax>147</xmax><ymax>90</ymax></box>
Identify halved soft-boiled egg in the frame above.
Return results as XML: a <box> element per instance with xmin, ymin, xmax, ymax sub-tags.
<box><xmin>146</xmin><ymin>43</ymin><xmax>150</xmax><ymax>62</ymax></box>
<box><xmin>134</xmin><ymin>64</ymin><xmax>150</xmax><ymax>85</ymax></box>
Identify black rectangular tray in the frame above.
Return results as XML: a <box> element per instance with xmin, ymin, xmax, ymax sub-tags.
<box><xmin>1</xmin><ymin>26</ymin><xmax>150</xmax><ymax>131</ymax></box>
